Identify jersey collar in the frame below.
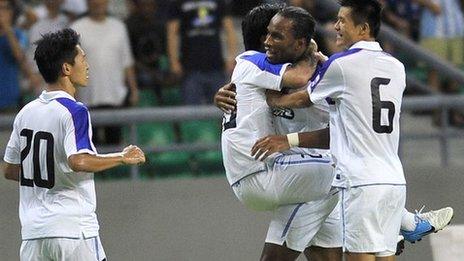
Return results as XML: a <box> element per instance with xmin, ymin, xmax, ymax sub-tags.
<box><xmin>39</xmin><ymin>90</ymin><xmax>76</xmax><ymax>103</ymax></box>
<box><xmin>349</xmin><ymin>41</ymin><xmax>382</xmax><ymax>52</ymax></box>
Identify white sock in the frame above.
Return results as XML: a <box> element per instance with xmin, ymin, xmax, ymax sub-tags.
<box><xmin>401</xmin><ymin>209</ymin><xmax>417</xmax><ymax>231</ymax></box>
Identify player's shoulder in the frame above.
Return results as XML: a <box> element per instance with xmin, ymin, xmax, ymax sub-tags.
<box><xmin>14</xmin><ymin>99</ymin><xmax>42</xmax><ymax>121</ymax></box>
<box><xmin>236</xmin><ymin>50</ymin><xmax>261</xmax><ymax>62</ymax></box>
<box><xmin>54</xmin><ymin>98</ymin><xmax>89</xmax><ymax>119</ymax></box>
<box><xmin>236</xmin><ymin>50</ymin><xmax>286</xmax><ymax>75</ymax></box>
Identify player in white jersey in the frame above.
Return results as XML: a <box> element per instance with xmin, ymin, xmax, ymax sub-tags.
<box><xmin>217</xmin><ymin>5</ymin><xmax>343</xmax><ymax>261</ymax></box>
<box><xmin>2</xmin><ymin>28</ymin><xmax>146</xmax><ymax>261</ymax></box>
<box><xmin>222</xmin><ymin>6</ymin><xmax>335</xmax><ymax>211</ymax></box>
<box><xmin>251</xmin><ymin>1</ymin><xmax>408</xmax><ymax>260</ymax></box>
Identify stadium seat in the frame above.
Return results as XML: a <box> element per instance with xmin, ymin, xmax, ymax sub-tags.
<box><xmin>180</xmin><ymin>120</ymin><xmax>224</xmax><ymax>175</ymax></box>
<box><xmin>138</xmin><ymin>89</ymin><xmax>159</xmax><ymax>107</ymax></box>
<box><xmin>161</xmin><ymin>87</ymin><xmax>183</xmax><ymax>105</ymax></box>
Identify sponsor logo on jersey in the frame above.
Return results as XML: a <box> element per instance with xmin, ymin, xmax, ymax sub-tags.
<box><xmin>272</xmin><ymin>107</ymin><xmax>295</xmax><ymax>119</ymax></box>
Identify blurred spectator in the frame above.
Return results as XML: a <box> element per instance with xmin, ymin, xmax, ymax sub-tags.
<box><xmin>420</xmin><ymin>0</ymin><xmax>464</xmax><ymax>126</ymax></box>
<box><xmin>167</xmin><ymin>0</ymin><xmax>238</xmax><ymax>105</ymax></box>
<box><xmin>126</xmin><ymin>0</ymin><xmax>173</xmax><ymax>104</ymax></box>
<box><xmin>0</xmin><ymin>0</ymin><xmax>40</xmax><ymax>112</ymax></box>
<box><xmin>27</xmin><ymin>0</ymin><xmax>69</xmax><ymax>91</ymax></box>
<box><xmin>71</xmin><ymin>0</ymin><xmax>139</xmax><ymax>144</ymax></box>
<box><xmin>17</xmin><ymin>0</ymin><xmax>86</xmax><ymax>28</ymax></box>
<box><xmin>381</xmin><ymin>0</ymin><xmax>423</xmax><ymax>41</ymax></box>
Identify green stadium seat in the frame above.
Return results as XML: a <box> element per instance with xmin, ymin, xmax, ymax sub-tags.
<box><xmin>138</xmin><ymin>89</ymin><xmax>159</xmax><ymax>107</ymax></box>
<box><xmin>161</xmin><ymin>86</ymin><xmax>183</xmax><ymax>105</ymax></box>
<box><xmin>180</xmin><ymin>120</ymin><xmax>223</xmax><ymax>175</ymax></box>
<box><xmin>138</xmin><ymin>123</ymin><xmax>191</xmax><ymax>178</ymax></box>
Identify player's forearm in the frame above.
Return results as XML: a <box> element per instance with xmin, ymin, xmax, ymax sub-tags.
<box><xmin>282</xmin><ymin>59</ymin><xmax>313</xmax><ymax>88</ymax></box>
<box><xmin>68</xmin><ymin>154</ymin><xmax>124</xmax><ymax>173</ymax></box>
<box><xmin>266</xmin><ymin>89</ymin><xmax>312</xmax><ymax>108</ymax></box>
<box><xmin>4</xmin><ymin>163</ymin><xmax>20</xmax><ymax>181</ymax></box>
<box><xmin>298</xmin><ymin>128</ymin><xmax>330</xmax><ymax>149</ymax></box>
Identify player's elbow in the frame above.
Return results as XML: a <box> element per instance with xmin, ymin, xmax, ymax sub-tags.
<box><xmin>4</xmin><ymin>164</ymin><xmax>20</xmax><ymax>181</ymax></box>
<box><xmin>68</xmin><ymin>155</ymin><xmax>90</xmax><ymax>172</ymax></box>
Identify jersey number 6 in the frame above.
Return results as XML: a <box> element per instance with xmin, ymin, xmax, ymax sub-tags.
<box><xmin>371</xmin><ymin>77</ymin><xmax>395</xmax><ymax>134</ymax></box>
<box><xmin>20</xmin><ymin>129</ymin><xmax>55</xmax><ymax>189</ymax></box>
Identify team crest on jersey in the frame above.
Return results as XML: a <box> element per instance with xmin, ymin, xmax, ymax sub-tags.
<box><xmin>272</xmin><ymin>107</ymin><xmax>294</xmax><ymax>119</ymax></box>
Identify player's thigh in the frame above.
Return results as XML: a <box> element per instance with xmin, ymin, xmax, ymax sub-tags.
<box><xmin>260</xmin><ymin>242</ymin><xmax>300</xmax><ymax>261</ymax></box>
<box><xmin>265</xmin><ymin>192</ymin><xmax>339</xmax><ymax>252</ymax></box>
<box><xmin>231</xmin><ymin>170</ymin><xmax>277</xmax><ymax>211</ymax></box>
<box><xmin>270</xmin><ymin>153</ymin><xmax>335</xmax><ymax>204</ymax></box>
<box><xmin>345</xmin><ymin>252</ymin><xmax>376</xmax><ymax>261</ymax></box>
<box><xmin>341</xmin><ymin>186</ymin><xmax>406</xmax><ymax>256</ymax></box>
<box><xmin>20</xmin><ymin>239</ymin><xmax>49</xmax><ymax>261</ymax></box>
<box><xmin>310</xmin><ymin>192</ymin><xmax>343</xmax><ymax>249</ymax></box>
<box><xmin>37</xmin><ymin>237</ymin><xmax>106</xmax><ymax>261</ymax></box>
<box><xmin>304</xmin><ymin>246</ymin><xmax>342</xmax><ymax>261</ymax></box>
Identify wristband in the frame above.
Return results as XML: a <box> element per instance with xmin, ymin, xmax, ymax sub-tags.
<box><xmin>287</xmin><ymin>133</ymin><xmax>299</xmax><ymax>147</ymax></box>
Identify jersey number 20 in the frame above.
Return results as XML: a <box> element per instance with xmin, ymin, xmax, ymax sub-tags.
<box><xmin>371</xmin><ymin>77</ymin><xmax>395</xmax><ymax>134</ymax></box>
<box><xmin>20</xmin><ymin>129</ymin><xmax>55</xmax><ymax>189</ymax></box>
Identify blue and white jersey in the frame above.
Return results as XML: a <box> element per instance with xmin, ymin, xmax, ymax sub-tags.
<box><xmin>221</xmin><ymin>50</ymin><xmax>290</xmax><ymax>185</ymax></box>
<box><xmin>308</xmin><ymin>41</ymin><xmax>406</xmax><ymax>188</ymax></box>
<box><xmin>3</xmin><ymin>90</ymin><xmax>100</xmax><ymax>240</ymax></box>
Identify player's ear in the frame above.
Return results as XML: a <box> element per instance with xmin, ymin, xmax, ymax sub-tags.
<box><xmin>62</xmin><ymin>62</ymin><xmax>72</xmax><ymax>77</ymax></box>
<box><xmin>359</xmin><ymin>22</ymin><xmax>370</xmax><ymax>36</ymax></box>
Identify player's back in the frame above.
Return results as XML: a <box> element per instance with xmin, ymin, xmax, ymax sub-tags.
<box><xmin>324</xmin><ymin>42</ymin><xmax>406</xmax><ymax>187</ymax></box>
<box><xmin>221</xmin><ymin>51</ymin><xmax>290</xmax><ymax>185</ymax></box>
<box><xmin>9</xmin><ymin>91</ymin><xmax>99</xmax><ymax>240</ymax></box>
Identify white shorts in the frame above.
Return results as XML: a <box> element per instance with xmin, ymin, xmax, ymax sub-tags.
<box><xmin>20</xmin><ymin>236</ymin><xmax>106</xmax><ymax>261</ymax></box>
<box><xmin>232</xmin><ymin>153</ymin><xmax>335</xmax><ymax>211</ymax></box>
<box><xmin>265</xmin><ymin>189</ymin><xmax>342</xmax><ymax>252</ymax></box>
<box><xmin>341</xmin><ymin>185</ymin><xmax>406</xmax><ymax>257</ymax></box>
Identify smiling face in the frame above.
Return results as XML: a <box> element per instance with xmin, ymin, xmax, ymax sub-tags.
<box><xmin>68</xmin><ymin>45</ymin><xmax>89</xmax><ymax>87</ymax></box>
<box><xmin>264</xmin><ymin>14</ymin><xmax>306</xmax><ymax>64</ymax></box>
<box><xmin>334</xmin><ymin>6</ymin><xmax>372</xmax><ymax>49</ymax></box>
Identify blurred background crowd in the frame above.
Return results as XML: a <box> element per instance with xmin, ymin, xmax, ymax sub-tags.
<box><xmin>1</xmin><ymin>0</ymin><xmax>464</xmax><ymax>178</ymax></box>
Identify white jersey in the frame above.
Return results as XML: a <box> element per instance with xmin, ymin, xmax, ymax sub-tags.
<box><xmin>308</xmin><ymin>41</ymin><xmax>406</xmax><ymax>188</ymax></box>
<box><xmin>3</xmin><ymin>90</ymin><xmax>100</xmax><ymax>240</ymax></box>
<box><xmin>272</xmin><ymin>98</ymin><xmax>330</xmax><ymax>157</ymax></box>
<box><xmin>221</xmin><ymin>51</ymin><xmax>290</xmax><ymax>185</ymax></box>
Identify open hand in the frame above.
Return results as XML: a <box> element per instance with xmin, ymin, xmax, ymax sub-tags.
<box><xmin>251</xmin><ymin>135</ymin><xmax>290</xmax><ymax>161</ymax></box>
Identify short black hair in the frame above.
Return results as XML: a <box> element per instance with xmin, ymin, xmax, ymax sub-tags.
<box><xmin>34</xmin><ymin>28</ymin><xmax>80</xmax><ymax>83</ymax></box>
<box><xmin>241</xmin><ymin>3</ymin><xmax>285</xmax><ymax>51</ymax></box>
<box><xmin>340</xmin><ymin>0</ymin><xmax>382</xmax><ymax>38</ymax></box>
<box><xmin>277</xmin><ymin>6</ymin><xmax>316</xmax><ymax>46</ymax></box>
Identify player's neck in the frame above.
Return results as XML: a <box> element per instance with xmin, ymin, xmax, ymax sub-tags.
<box><xmin>46</xmin><ymin>79</ymin><xmax>76</xmax><ymax>98</ymax></box>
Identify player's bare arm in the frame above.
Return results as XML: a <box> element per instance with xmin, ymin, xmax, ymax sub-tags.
<box><xmin>3</xmin><ymin>163</ymin><xmax>20</xmax><ymax>181</ymax></box>
<box><xmin>214</xmin><ymin>83</ymin><xmax>236</xmax><ymax>113</ymax></box>
<box><xmin>68</xmin><ymin>145</ymin><xmax>145</xmax><ymax>173</ymax></box>
<box><xmin>251</xmin><ymin>128</ymin><xmax>329</xmax><ymax>160</ymax></box>
<box><xmin>266</xmin><ymin>89</ymin><xmax>313</xmax><ymax>108</ymax></box>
